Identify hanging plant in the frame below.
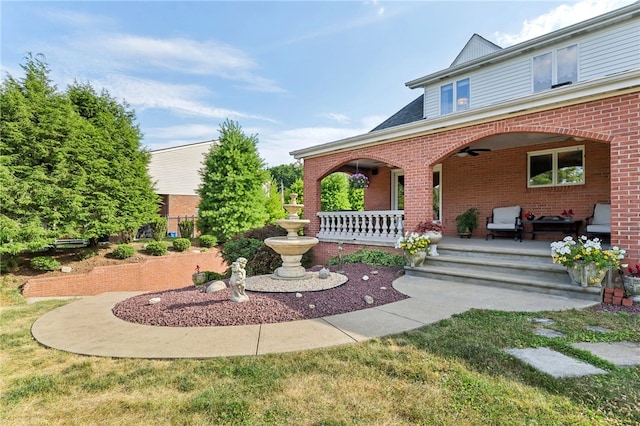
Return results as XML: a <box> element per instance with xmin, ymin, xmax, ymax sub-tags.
<box><xmin>349</xmin><ymin>173</ymin><xmax>369</xmax><ymax>189</ymax></box>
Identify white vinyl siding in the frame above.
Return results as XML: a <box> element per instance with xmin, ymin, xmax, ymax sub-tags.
<box><xmin>148</xmin><ymin>141</ymin><xmax>216</xmax><ymax>195</ymax></box>
<box><xmin>579</xmin><ymin>19</ymin><xmax>640</xmax><ymax>80</ymax></box>
<box><xmin>420</xmin><ymin>16</ymin><xmax>639</xmax><ymax>118</ymax></box>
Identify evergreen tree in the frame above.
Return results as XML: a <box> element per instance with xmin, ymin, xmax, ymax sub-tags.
<box><xmin>0</xmin><ymin>55</ymin><xmax>159</xmax><ymax>254</ymax></box>
<box><xmin>197</xmin><ymin>120</ymin><xmax>270</xmax><ymax>242</ymax></box>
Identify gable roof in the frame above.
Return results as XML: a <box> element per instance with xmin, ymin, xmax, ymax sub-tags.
<box><xmin>148</xmin><ymin>140</ymin><xmax>217</xmax><ymax>196</ymax></box>
<box><xmin>370</xmin><ymin>94</ymin><xmax>425</xmax><ymax>132</ymax></box>
<box><xmin>450</xmin><ymin>34</ymin><xmax>502</xmax><ymax>67</ymax></box>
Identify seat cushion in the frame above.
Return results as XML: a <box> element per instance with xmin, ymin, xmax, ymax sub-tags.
<box><xmin>586</xmin><ymin>224</ymin><xmax>610</xmax><ymax>234</ymax></box>
<box><xmin>492</xmin><ymin>206</ymin><xmax>520</xmax><ymax>225</ymax></box>
<box><xmin>592</xmin><ymin>203</ymin><xmax>610</xmax><ymax>225</ymax></box>
<box><xmin>487</xmin><ymin>223</ymin><xmax>517</xmax><ymax>231</ymax></box>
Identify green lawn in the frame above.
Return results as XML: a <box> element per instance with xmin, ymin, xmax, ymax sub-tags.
<box><xmin>1</xmin><ymin>285</ymin><xmax>638</xmax><ymax>425</ymax></box>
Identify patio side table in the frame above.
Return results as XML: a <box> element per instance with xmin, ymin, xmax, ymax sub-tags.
<box><xmin>526</xmin><ymin>216</ymin><xmax>582</xmax><ymax>240</ymax></box>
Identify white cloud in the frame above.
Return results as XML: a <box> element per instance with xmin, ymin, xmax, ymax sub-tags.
<box><xmin>70</xmin><ymin>33</ymin><xmax>285</xmax><ymax>93</ymax></box>
<box><xmin>95</xmin><ymin>74</ymin><xmax>271</xmax><ymax>121</ymax></box>
<box><xmin>494</xmin><ymin>0</ymin><xmax>636</xmax><ymax>46</ymax></box>
<box><xmin>321</xmin><ymin>113</ymin><xmax>350</xmax><ymax>124</ymax></box>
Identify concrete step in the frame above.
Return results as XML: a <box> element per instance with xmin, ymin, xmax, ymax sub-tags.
<box><xmin>436</xmin><ymin>243</ymin><xmax>551</xmax><ymax>264</ymax></box>
<box><xmin>405</xmin><ymin>265</ymin><xmax>602</xmax><ymax>301</ymax></box>
<box><xmin>423</xmin><ymin>254</ymin><xmax>567</xmax><ymax>281</ymax></box>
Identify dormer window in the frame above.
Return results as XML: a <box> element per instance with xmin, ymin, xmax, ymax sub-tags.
<box><xmin>533</xmin><ymin>44</ymin><xmax>578</xmax><ymax>92</ymax></box>
<box><xmin>440</xmin><ymin>78</ymin><xmax>470</xmax><ymax>114</ymax></box>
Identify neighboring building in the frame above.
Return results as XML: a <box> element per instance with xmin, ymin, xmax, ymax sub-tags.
<box><xmin>148</xmin><ymin>140</ymin><xmax>217</xmax><ymax>234</ymax></box>
<box><xmin>291</xmin><ymin>3</ymin><xmax>640</xmax><ymax>265</ymax></box>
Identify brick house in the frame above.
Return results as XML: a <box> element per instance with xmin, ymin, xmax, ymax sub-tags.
<box><xmin>148</xmin><ymin>140</ymin><xmax>217</xmax><ymax>234</ymax></box>
<box><xmin>291</xmin><ymin>4</ymin><xmax>640</xmax><ymax>266</ymax></box>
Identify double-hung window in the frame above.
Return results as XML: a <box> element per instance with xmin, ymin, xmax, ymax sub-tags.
<box><xmin>440</xmin><ymin>78</ymin><xmax>470</xmax><ymax>114</ymax></box>
<box><xmin>528</xmin><ymin>145</ymin><xmax>584</xmax><ymax>188</ymax></box>
<box><xmin>533</xmin><ymin>44</ymin><xmax>578</xmax><ymax>92</ymax></box>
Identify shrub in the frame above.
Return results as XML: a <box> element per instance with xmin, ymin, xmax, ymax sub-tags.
<box><xmin>149</xmin><ymin>218</ymin><xmax>168</xmax><ymax>241</ymax></box>
<box><xmin>205</xmin><ymin>271</ymin><xmax>228</xmax><ymax>281</ymax></box>
<box><xmin>30</xmin><ymin>256</ymin><xmax>61</xmax><ymax>271</ymax></box>
<box><xmin>145</xmin><ymin>241</ymin><xmax>168</xmax><ymax>256</ymax></box>
<box><xmin>75</xmin><ymin>248</ymin><xmax>96</xmax><ymax>261</ymax></box>
<box><xmin>327</xmin><ymin>249</ymin><xmax>404</xmax><ymax>267</ymax></box>
<box><xmin>0</xmin><ymin>256</ymin><xmax>22</xmax><ymax>274</ymax></box>
<box><xmin>172</xmin><ymin>238</ymin><xmax>191</xmax><ymax>252</ymax></box>
<box><xmin>178</xmin><ymin>220</ymin><xmax>195</xmax><ymax>239</ymax></box>
<box><xmin>112</xmin><ymin>244</ymin><xmax>135</xmax><ymax>259</ymax></box>
<box><xmin>220</xmin><ymin>225</ymin><xmax>313</xmax><ymax>276</ymax></box>
<box><xmin>198</xmin><ymin>234</ymin><xmax>218</xmax><ymax>248</ymax></box>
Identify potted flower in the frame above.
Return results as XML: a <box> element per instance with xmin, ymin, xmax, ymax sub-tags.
<box><xmin>348</xmin><ymin>173</ymin><xmax>369</xmax><ymax>189</ymax></box>
<box><xmin>395</xmin><ymin>232</ymin><xmax>430</xmax><ymax>267</ymax></box>
<box><xmin>622</xmin><ymin>264</ymin><xmax>640</xmax><ymax>302</ymax></box>
<box><xmin>455</xmin><ymin>208</ymin><xmax>479</xmax><ymax>238</ymax></box>
<box><xmin>192</xmin><ymin>264</ymin><xmax>208</xmax><ymax>286</ymax></box>
<box><xmin>551</xmin><ymin>236</ymin><xmax>626</xmax><ymax>287</ymax></box>
<box><xmin>415</xmin><ymin>220</ymin><xmax>444</xmax><ymax>256</ymax></box>
<box><xmin>561</xmin><ymin>209</ymin><xmax>574</xmax><ymax>221</ymax></box>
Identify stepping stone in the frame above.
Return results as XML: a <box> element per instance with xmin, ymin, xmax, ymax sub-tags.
<box><xmin>584</xmin><ymin>325</ymin><xmax>611</xmax><ymax>333</ymax></box>
<box><xmin>572</xmin><ymin>341</ymin><xmax>640</xmax><ymax>367</ymax></box>
<box><xmin>535</xmin><ymin>329</ymin><xmax>565</xmax><ymax>338</ymax></box>
<box><xmin>504</xmin><ymin>347</ymin><xmax>607</xmax><ymax>378</ymax></box>
<box><xmin>531</xmin><ymin>318</ymin><xmax>555</xmax><ymax>325</ymax></box>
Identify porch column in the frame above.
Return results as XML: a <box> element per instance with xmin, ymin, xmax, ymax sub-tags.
<box><xmin>611</xmin><ymin>136</ymin><xmax>640</xmax><ymax>264</ymax></box>
<box><xmin>302</xmin><ymin>161</ymin><xmax>322</xmax><ymax>237</ymax></box>
<box><xmin>403</xmin><ymin>164</ymin><xmax>433</xmax><ymax>234</ymax></box>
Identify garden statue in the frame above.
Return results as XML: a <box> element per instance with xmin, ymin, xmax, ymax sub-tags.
<box><xmin>229</xmin><ymin>257</ymin><xmax>249</xmax><ymax>303</ymax></box>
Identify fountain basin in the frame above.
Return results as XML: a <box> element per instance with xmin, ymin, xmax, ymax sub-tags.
<box><xmin>275</xmin><ymin>218</ymin><xmax>310</xmax><ymax>238</ymax></box>
<box><xmin>265</xmin><ymin>236</ymin><xmax>319</xmax><ymax>279</ymax></box>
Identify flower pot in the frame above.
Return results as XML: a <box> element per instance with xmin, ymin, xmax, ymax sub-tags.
<box><xmin>406</xmin><ymin>251</ymin><xmax>427</xmax><ymax>268</ymax></box>
<box><xmin>192</xmin><ymin>272</ymin><xmax>208</xmax><ymax>286</ymax></box>
<box><xmin>425</xmin><ymin>231</ymin><xmax>442</xmax><ymax>256</ymax></box>
<box><xmin>568</xmin><ymin>262</ymin><xmax>606</xmax><ymax>287</ymax></box>
<box><xmin>567</xmin><ymin>262</ymin><xmax>583</xmax><ymax>285</ymax></box>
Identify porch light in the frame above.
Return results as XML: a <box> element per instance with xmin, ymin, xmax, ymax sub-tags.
<box><xmin>455</xmin><ymin>151</ymin><xmax>468</xmax><ymax>157</ymax></box>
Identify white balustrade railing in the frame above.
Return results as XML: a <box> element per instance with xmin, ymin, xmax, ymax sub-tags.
<box><xmin>316</xmin><ymin>210</ymin><xmax>404</xmax><ymax>244</ymax></box>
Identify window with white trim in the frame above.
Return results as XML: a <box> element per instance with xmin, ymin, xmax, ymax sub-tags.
<box><xmin>440</xmin><ymin>78</ymin><xmax>470</xmax><ymax>114</ymax></box>
<box><xmin>528</xmin><ymin>145</ymin><xmax>584</xmax><ymax>187</ymax></box>
<box><xmin>533</xmin><ymin>44</ymin><xmax>578</xmax><ymax>92</ymax></box>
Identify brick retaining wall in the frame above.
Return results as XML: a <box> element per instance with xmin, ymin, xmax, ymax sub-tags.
<box><xmin>22</xmin><ymin>250</ymin><xmax>227</xmax><ymax>297</ymax></box>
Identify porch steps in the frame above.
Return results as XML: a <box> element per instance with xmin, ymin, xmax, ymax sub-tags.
<box><xmin>405</xmin><ymin>238</ymin><xmax>602</xmax><ymax>301</ymax></box>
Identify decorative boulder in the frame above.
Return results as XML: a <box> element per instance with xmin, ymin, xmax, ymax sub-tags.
<box><xmin>318</xmin><ymin>267</ymin><xmax>331</xmax><ymax>279</ymax></box>
<box><xmin>206</xmin><ymin>281</ymin><xmax>227</xmax><ymax>293</ymax></box>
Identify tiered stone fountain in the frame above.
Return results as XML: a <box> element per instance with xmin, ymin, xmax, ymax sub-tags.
<box><xmin>265</xmin><ymin>194</ymin><xmax>319</xmax><ymax>280</ymax></box>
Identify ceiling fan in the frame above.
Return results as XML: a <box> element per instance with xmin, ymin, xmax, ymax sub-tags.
<box><xmin>455</xmin><ymin>146</ymin><xmax>491</xmax><ymax>157</ymax></box>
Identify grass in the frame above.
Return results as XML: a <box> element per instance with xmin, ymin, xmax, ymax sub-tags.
<box><xmin>1</xmin><ymin>282</ymin><xmax>639</xmax><ymax>425</ymax></box>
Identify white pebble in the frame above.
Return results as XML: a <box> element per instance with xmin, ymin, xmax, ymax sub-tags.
<box><xmin>371</xmin><ymin>270</ymin><xmax>378</xmax><ymax>275</ymax></box>
<box><xmin>149</xmin><ymin>297</ymin><xmax>161</xmax><ymax>305</ymax></box>
<box><xmin>364</xmin><ymin>295</ymin><xmax>374</xmax><ymax>304</ymax></box>
<box><xmin>60</xmin><ymin>266</ymin><xmax>73</xmax><ymax>273</ymax></box>
<box><xmin>380</xmin><ymin>286</ymin><xmax>387</xmax><ymax>290</ymax></box>
<box><xmin>296</xmin><ymin>293</ymin><xmax>303</xmax><ymax>298</ymax></box>
<box><xmin>362</xmin><ymin>275</ymin><xmax>369</xmax><ymax>281</ymax></box>
<box><xmin>309</xmin><ymin>304</ymin><xmax>315</xmax><ymax>309</ymax></box>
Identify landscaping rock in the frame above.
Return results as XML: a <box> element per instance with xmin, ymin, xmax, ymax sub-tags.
<box><xmin>364</xmin><ymin>295</ymin><xmax>374</xmax><ymax>304</ymax></box>
<box><xmin>584</xmin><ymin>325</ymin><xmax>611</xmax><ymax>333</ymax></box>
<box><xmin>535</xmin><ymin>329</ymin><xmax>565</xmax><ymax>338</ymax></box>
<box><xmin>206</xmin><ymin>281</ymin><xmax>226</xmax><ymax>293</ymax></box>
<box><xmin>149</xmin><ymin>297</ymin><xmax>161</xmax><ymax>305</ymax></box>
<box><xmin>530</xmin><ymin>318</ymin><xmax>555</xmax><ymax>325</ymax></box>
<box><xmin>60</xmin><ymin>266</ymin><xmax>73</xmax><ymax>273</ymax></box>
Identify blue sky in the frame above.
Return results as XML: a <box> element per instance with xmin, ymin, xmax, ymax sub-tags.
<box><xmin>1</xmin><ymin>0</ymin><xmax>634</xmax><ymax>166</ymax></box>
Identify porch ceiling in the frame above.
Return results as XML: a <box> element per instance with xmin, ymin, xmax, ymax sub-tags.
<box><xmin>345</xmin><ymin>133</ymin><xmax>586</xmax><ymax>168</ymax></box>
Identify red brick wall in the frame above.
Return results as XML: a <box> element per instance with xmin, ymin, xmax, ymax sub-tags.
<box><xmin>303</xmin><ymin>93</ymin><xmax>640</xmax><ymax>264</ymax></box>
<box><xmin>22</xmin><ymin>250</ymin><xmax>227</xmax><ymax>297</ymax></box>
<box><xmin>442</xmin><ymin>140</ymin><xmax>610</xmax><ymax>239</ymax></box>
<box><xmin>313</xmin><ymin>242</ymin><xmax>402</xmax><ymax>265</ymax></box>
<box><xmin>365</xmin><ymin>166</ymin><xmax>392</xmax><ymax>210</ymax></box>
<box><xmin>160</xmin><ymin>194</ymin><xmax>200</xmax><ymax>235</ymax></box>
